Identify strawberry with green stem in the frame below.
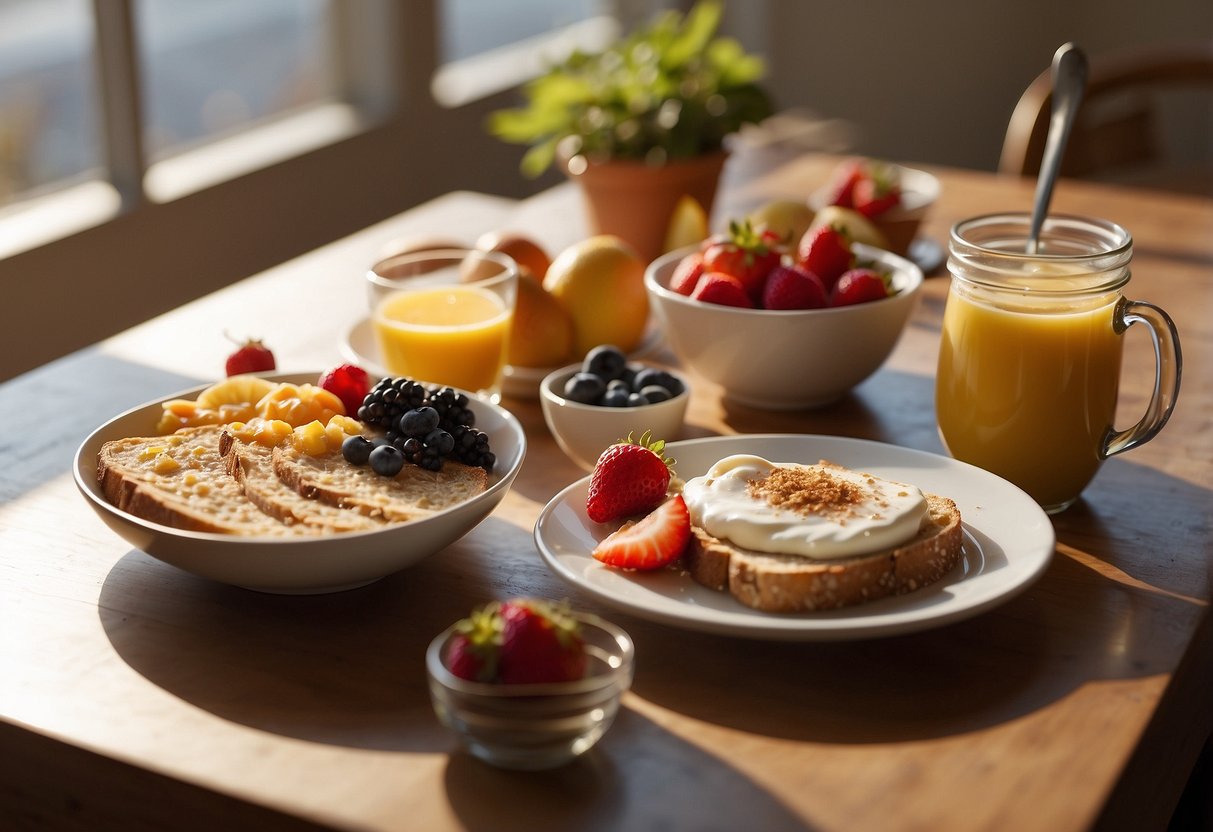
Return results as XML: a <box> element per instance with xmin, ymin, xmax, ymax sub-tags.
<box><xmin>586</xmin><ymin>430</ymin><xmax>676</xmax><ymax>523</ymax></box>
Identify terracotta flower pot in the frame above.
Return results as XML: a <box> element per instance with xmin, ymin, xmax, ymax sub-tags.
<box><xmin>560</xmin><ymin>151</ymin><xmax>728</xmax><ymax>263</ymax></box>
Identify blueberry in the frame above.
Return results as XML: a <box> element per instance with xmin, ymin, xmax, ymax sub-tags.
<box><xmin>626</xmin><ymin>392</ymin><xmax>647</xmax><ymax>407</ymax></box>
<box><xmin>563</xmin><ymin>372</ymin><xmax>606</xmax><ymax>404</ymax></box>
<box><xmin>606</xmin><ymin>378</ymin><xmax>630</xmax><ymax>394</ymax></box>
<box><xmin>634</xmin><ymin>368</ymin><xmax>683</xmax><ymax>396</ymax></box>
<box><xmin>341</xmin><ymin>435</ymin><xmax>374</xmax><ymax>465</ymax></box>
<box><xmin>601</xmin><ymin>387</ymin><xmax>631</xmax><ymax>407</ymax></box>
<box><xmin>369</xmin><ymin>444</ymin><xmax>405</xmax><ymax>477</ymax></box>
<box><xmin>399</xmin><ymin>406</ymin><xmax>440</xmax><ymax>437</ymax></box>
<box><xmin>639</xmin><ymin>384</ymin><xmax>673</xmax><ymax>403</ymax></box>
<box><xmin>583</xmin><ymin>345</ymin><xmax>627</xmax><ymax>380</ymax></box>
<box><xmin>425</xmin><ymin>428</ymin><xmax>455</xmax><ymax>456</ymax></box>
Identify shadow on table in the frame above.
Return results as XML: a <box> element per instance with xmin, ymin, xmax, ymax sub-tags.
<box><xmin>441</xmin><ymin>707</ymin><xmax>811</xmax><ymax>832</ymax></box>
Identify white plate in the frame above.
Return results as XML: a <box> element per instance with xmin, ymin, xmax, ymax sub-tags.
<box><xmin>74</xmin><ymin>373</ymin><xmax>526</xmax><ymax>594</ymax></box>
<box><xmin>533</xmin><ymin>435</ymin><xmax>1054</xmax><ymax>641</ymax></box>
<box><xmin>341</xmin><ymin>318</ymin><xmax>663</xmax><ymax>400</ymax></box>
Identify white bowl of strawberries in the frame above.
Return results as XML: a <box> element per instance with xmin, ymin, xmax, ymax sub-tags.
<box><xmin>645</xmin><ymin>223</ymin><xmax>923</xmax><ymax>410</ymax></box>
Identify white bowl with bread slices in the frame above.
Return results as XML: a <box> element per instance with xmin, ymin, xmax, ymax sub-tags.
<box><xmin>74</xmin><ymin>373</ymin><xmax>526</xmax><ymax>594</ymax></box>
<box><xmin>534</xmin><ymin>434</ymin><xmax>1054</xmax><ymax>640</ymax></box>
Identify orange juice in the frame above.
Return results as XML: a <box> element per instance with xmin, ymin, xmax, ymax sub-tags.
<box><xmin>936</xmin><ymin>289</ymin><xmax>1123</xmax><ymax>508</ymax></box>
<box><xmin>373</xmin><ymin>285</ymin><xmax>512</xmax><ymax>393</ymax></box>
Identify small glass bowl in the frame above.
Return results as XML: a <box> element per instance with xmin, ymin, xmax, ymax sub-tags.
<box><xmin>426</xmin><ymin>612</ymin><xmax>634</xmax><ymax>770</ymax></box>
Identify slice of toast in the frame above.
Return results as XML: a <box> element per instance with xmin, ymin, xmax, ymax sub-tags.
<box><xmin>97</xmin><ymin>425</ymin><xmax>304</xmax><ymax>536</ymax></box>
<box><xmin>683</xmin><ymin>493</ymin><xmax>963</xmax><ymax>612</ymax></box>
<box><xmin>272</xmin><ymin>442</ymin><xmax>488</xmax><ymax>522</ymax></box>
<box><xmin>219</xmin><ymin>431</ymin><xmax>390</xmax><ymax>534</ymax></box>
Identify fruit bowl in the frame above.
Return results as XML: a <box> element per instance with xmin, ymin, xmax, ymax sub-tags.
<box><xmin>426</xmin><ymin>611</ymin><xmax>634</xmax><ymax>770</ymax></box>
<box><xmin>645</xmin><ymin>245</ymin><xmax>923</xmax><ymax>410</ymax></box>
<box><xmin>808</xmin><ymin>163</ymin><xmax>940</xmax><ymax>257</ymax></box>
<box><xmin>73</xmin><ymin>373</ymin><xmax>526</xmax><ymax>594</ymax></box>
<box><xmin>539</xmin><ymin>362</ymin><xmax>690</xmax><ymax>471</ymax></box>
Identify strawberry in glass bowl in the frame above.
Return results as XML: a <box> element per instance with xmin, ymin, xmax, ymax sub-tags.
<box><xmin>426</xmin><ymin>597</ymin><xmax>634</xmax><ymax>770</ymax></box>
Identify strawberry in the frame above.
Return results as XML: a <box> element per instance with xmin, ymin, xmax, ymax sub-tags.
<box><xmin>853</xmin><ymin>171</ymin><xmax>902</xmax><ymax>218</ymax></box>
<box><xmin>701</xmin><ymin>219</ymin><xmax>781</xmax><ymax>300</ymax></box>
<box><xmin>690</xmin><ymin>272</ymin><xmax>754</xmax><ymax>308</ymax></box>
<box><xmin>831</xmin><ymin>268</ymin><xmax>892</xmax><ymax>306</ymax></box>
<box><xmin>796</xmin><ymin>225</ymin><xmax>854</xmax><ymax>291</ymax></box>
<box><xmin>318</xmin><ymin>363</ymin><xmax>370</xmax><ymax>416</ymax></box>
<box><xmin>669</xmin><ymin>251</ymin><xmax>706</xmax><ymax>295</ymax></box>
<box><xmin>592</xmin><ymin>495</ymin><xmax>691</xmax><ymax>571</ymax></box>
<box><xmin>761</xmin><ymin>264</ymin><xmax>827</xmax><ymax>310</ymax></box>
<box><xmin>445</xmin><ymin>601</ymin><xmax>504</xmax><ymax>682</ymax></box>
<box><xmin>224</xmin><ymin>337</ymin><xmax>276</xmax><ymax>376</ymax></box>
<box><xmin>586</xmin><ymin>430</ymin><xmax>675</xmax><ymax>523</ymax></box>
<box><xmin>825</xmin><ymin>158</ymin><xmax>864</xmax><ymax>209</ymax></box>
<box><xmin>497</xmin><ymin>599</ymin><xmax>587</xmax><ymax>684</ymax></box>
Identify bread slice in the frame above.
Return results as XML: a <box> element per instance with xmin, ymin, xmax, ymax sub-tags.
<box><xmin>219</xmin><ymin>431</ymin><xmax>390</xmax><ymax>534</ymax></box>
<box><xmin>683</xmin><ymin>493</ymin><xmax>963</xmax><ymax>612</ymax></box>
<box><xmin>272</xmin><ymin>442</ymin><xmax>488</xmax><ymax>522</ymax></box>
<box><xmin>97</xmin><ymin>425</ymin><xmax>304</xmax><ymax>536</ymax></box>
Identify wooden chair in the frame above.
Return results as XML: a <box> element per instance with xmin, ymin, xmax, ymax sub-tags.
<box><xmin>999</xmin><ymin>41</ymin><xmax>1213</xmax><ymax>190</ymax></box>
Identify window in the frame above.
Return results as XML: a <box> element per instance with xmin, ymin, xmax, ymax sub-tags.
<box><xmin>0</xmin><ymin>0</ymin><xmax>99</xmax><ymax>207</ymax></box>
<box><xmin>0</xmin><ymin>0</ymin><xmax>658</xmax><ymax>381</ymax></box>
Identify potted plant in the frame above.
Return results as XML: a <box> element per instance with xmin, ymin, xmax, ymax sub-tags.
<box><xmin>488</xmin><ymin>1</ymin><xmax>774</xmax><ymax>261</ymax></box>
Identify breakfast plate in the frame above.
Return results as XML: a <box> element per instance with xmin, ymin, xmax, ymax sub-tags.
<box><xmin>74</xmin><ymin>372</ymin><xmax>526</xmax><ymax>594</ymax></box>
<box><xmin>533</xmin><ymin>434</ymin><xmax>1054</xmax><ymax>641</ymax></box>
<box><xmin>340</xmin><ymin>318</ymin><xmax>663</xmax><ymax>400</ymax></box>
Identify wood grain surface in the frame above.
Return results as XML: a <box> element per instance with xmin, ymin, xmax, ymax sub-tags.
<box><xmin>1</xmin><ymin>156</ymin><xmax>1210</xmax><ymax>832</ymax></box>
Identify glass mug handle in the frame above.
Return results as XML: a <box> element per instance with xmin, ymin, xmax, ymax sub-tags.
<box><xmin>1102</xmin><ymin>297</ymin><xmax>1183</xmax><ymax>459</ymax></box>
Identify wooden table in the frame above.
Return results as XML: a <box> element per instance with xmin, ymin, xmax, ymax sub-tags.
<box><xmin>2</xmin><ymin>155</ymin><xmax>1211</xmax><ymax>831</ymax></box>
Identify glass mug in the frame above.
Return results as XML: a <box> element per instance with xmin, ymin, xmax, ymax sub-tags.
<box><xmin>936</xmin><ymin>213</ymin><xmax>1181</xmax><ymax>514</ymax></box>
<box><xmin>367</xmin><ymin>249</ymin><xmax>518</xmax><ymax>402</ymax></box>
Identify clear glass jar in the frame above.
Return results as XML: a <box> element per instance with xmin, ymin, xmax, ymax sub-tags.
<box><xmin>936</xmin><ymin>213</ymin><xmax>1181</xmax><ymax>513</ymax></box>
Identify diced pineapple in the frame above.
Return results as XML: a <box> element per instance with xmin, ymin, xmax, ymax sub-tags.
<box><xmin>258</xmin><ymin>383</ymin><xmax>344</xmax><ymax>427</ymax></box>
<box><xmin>138</xmin><ymin>445</ymin><xmax>168</xmax><ymax>462</ymax></box>
<box><xmin>292</xmin><ymin>420</ymin><xmax>330</xmax><ymax>456</ymax></box>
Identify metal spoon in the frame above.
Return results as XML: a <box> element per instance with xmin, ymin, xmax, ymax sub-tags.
<box><xmin>1027</xmin><ymin>43</ymin><xmax>1089</xmax><ymax>254</ymax></box>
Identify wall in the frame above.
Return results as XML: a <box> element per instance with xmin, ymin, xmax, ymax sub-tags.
<box><xmin>744</xmin><ymin>0</ymin><xmax>1213</xmax><ymax>173</ymax></box>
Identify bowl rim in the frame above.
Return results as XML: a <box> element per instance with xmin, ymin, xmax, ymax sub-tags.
<box><xmin>539</xmin><ymin>361</ymin><xmax>691</xmax><ymax>412</ymax></box>
<box><xmin>645</xmin><ymin>243</ymin><xmax>924</xmax><ymax>317</ymax></box>
<box><xmin>72</xmin><ymin>371</ymin><xmax>528</xmax><ymax>546</ymax></box>
<box><xmin>426</xmin><ymin>610</ymin><xmax>635</xmax><ymax>697</ymax></box>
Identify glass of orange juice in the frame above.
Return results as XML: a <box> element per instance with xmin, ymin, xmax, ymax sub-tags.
<box><xmin>936</xmin><ymin>213</ymin><xmax>1181</xmax><ymax>514</ymax></box>
<box><xmin>367</xmin><ymin>249</ymin><xmax>517</xmax><ymax>402</ymax></box>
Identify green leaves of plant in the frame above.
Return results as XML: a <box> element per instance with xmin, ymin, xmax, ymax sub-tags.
<box><xmin>487</xmin><ymin>0</ymin><xmax>774</xmax><ymax>177</ymax></box>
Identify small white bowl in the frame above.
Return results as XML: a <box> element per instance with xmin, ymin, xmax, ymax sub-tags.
<box><xmin>426</xmin><ymin>611</ymin><xmax>634</xmax><ymax>770</ymax></box>
<box><xmin>540</xmin><ymin>363</ymin><xmax>690</xmax><ymax>471</ymax></box>
<box><xmin>73</xmin><ymin>373</ymin><xmax>526</xmax><ymax>594</ymax></box>
<box><xmin>645</xmin><ymin>244</ymin><xmax>923</xmax><ymax>410</ymax></box>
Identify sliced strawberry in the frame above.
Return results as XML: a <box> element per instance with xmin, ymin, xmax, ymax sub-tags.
<box><xmin>853</xmin><ymin>174</ymin><xmax>902</xmax><ymax>218</ymax></box>
<box><xmin>691</xmin><ymin>272</ymin><xmax>754</xmax><ymax>308</ymax></box>
<box><xmin>497</xmin><ymin>599</ymin><xmax>586</xmax><ymax>684</ymax></box>
<box><xmin>762</xmin><ymin>264</ymin><xmax>827</xmax><ymax>310</ymax></box>
<box><xmin>831</xmin><ymin>268</ymin><xmax>892</xmax><ymax>306</ymax></box>
<box><xmin>825</xmin><ymin>158</ymin><xmax>864</xmax><ymax>209</ymax></box>
<box><xmin>592</xmin><ymin>495</ymin><xmax>691</xmax><ymax>571</ymax></box>
<box><xmin>797</xmin><ymin>225</ymin><xmax>854</xmax><ymax>292</ymax></box>
<box><xmin>586</xmin><ymin>431</ymin><xmax>675</xmax><ymax>523</ymax></box>
<box><xmin>669</xmin><ymin>251</ymin><xmax>706</xmax><ymax>295</ymax></box>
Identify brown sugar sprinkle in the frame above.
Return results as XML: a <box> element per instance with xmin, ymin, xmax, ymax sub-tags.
<box><xmin>747</xmin><ymin>465</ymin><xmax>873</xmax><ymax>519</ymax></box>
